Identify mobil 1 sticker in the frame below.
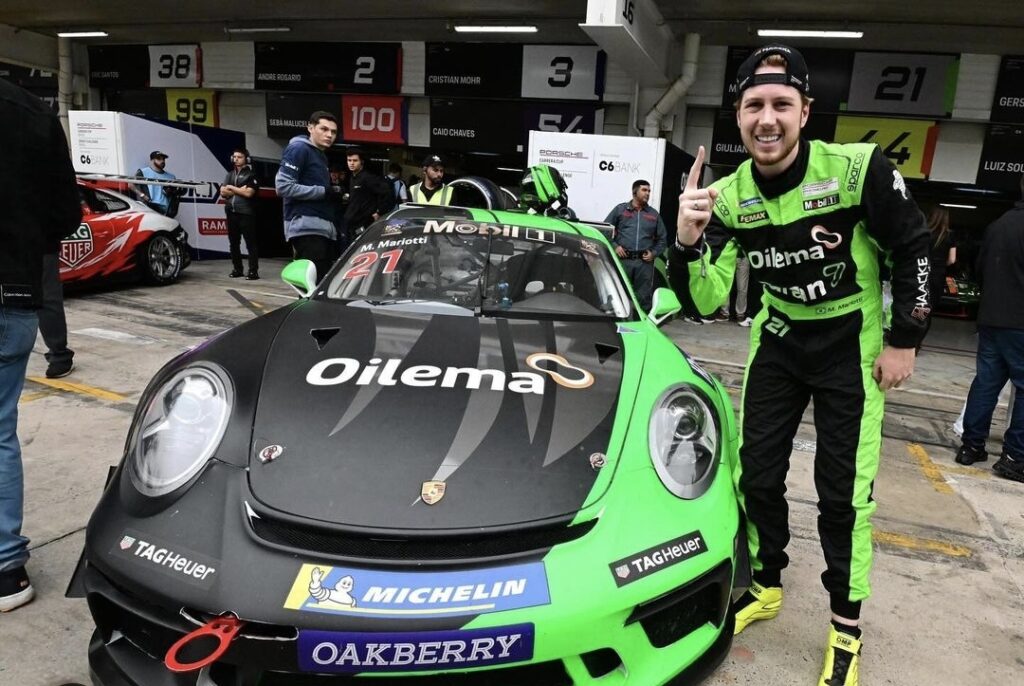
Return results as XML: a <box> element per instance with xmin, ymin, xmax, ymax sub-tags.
<box><xmin>608</xmin><ymin>531</ymin><xmax>707</xmax><ymax>587</ymax></box>
<box><xmin>111</xmin><ymin>529</ymin><xmax>219</xmax><ymax>589</ymax></box>
<box><xmin>299</xmin><ymin>623</ymin><xmax>534</xmax><ymax>673</ymax></box>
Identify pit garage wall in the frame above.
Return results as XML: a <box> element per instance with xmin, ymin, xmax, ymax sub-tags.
<box><xmin>1</xmin><ymin>30</ymin><xmax>1019</xmax><ymax>191</ymax></box>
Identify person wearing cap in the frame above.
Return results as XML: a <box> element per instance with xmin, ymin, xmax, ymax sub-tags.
<box><xmin>604</xmin><ymin>179</ymin><xmax>667</xmax><ymax>311</ymax></box>
<box><xmin>133</xmin><ymin>150</ymin><xmax>178</xmax><ymax>215</ymax></box>
<box><xmin>669</xmin><ymin>44</ymin><xmax>931</xmax><ymax>686</ymax></box>
<box><xmin>409</xmin><ymin>154</ymin><xmax>453</xmax><ymax>205</ymax></box>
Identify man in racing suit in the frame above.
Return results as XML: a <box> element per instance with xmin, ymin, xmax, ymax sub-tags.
<box><xmin>668</xmin><ymin>45</ymin><xmax>931</xmax><ymax>686</ymax></box>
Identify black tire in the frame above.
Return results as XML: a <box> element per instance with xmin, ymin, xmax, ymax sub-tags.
<box><xmin>141</xmin><ymin>233</ymin><xmax>183</xmax><ymax>285</ymax></box>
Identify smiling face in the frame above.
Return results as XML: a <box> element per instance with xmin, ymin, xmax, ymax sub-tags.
<box><xmin>736</xmin><ymin>64</ymin><xmax>809</xmax><ymax>178</ymax></box>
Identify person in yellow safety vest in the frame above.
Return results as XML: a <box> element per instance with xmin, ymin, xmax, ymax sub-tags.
<box><xmin>409</xmin><ymin>154</ymin><xmax>453</xmax><ymax>205</ymax></box>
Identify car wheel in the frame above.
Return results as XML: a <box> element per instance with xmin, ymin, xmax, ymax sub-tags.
<box><xmin>141</xmin><ymin>234</ymin><xmax>183</xmax><ymax>285</ymax></box>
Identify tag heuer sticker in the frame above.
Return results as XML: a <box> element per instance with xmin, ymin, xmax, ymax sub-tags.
<box><xmin>608</xmin><ymin>531</ymin><xmax>708</xmax><ymax>587</ymax></box>
<box><xmin>119</xmin><ymin>535</ymin><xmax>136</xmax><ymax>550</ymax></box>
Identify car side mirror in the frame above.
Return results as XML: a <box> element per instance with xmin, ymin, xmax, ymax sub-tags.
<box><xmin>281</xmin><ymin>259</ymin><xmax>317</xmax><ymax>298</ymax></box>
<box><xmin>647</xmin><ymin>287</ymin><xmax>681</xmax><ymax>327</ymax></box>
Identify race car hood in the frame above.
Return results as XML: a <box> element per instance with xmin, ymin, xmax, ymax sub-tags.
<box><xmin>248</xmin><ymin>301</ymin><xmax>629</xmax><ymax>531</ymax></box>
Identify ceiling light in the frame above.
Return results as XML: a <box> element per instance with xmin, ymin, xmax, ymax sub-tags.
<box><xmin>453</xmin><ymin>25</ymin><xmax>537</xmax><ymax>34</ymax></box>
<box><xmin>757</xmin><ymin>29</ymin><xmax>863</xmax><ymax>39</ymax></box>
<box><xmin>939</xmin><ymin>203</ymin><xmax>977</xmax><ymax>209</ymax></box>
<box><xmin>224</xmin><ymin>26</ymin><xmax>291</xmax><ymax>34</ymax></box>
<box><xmin>57</xmin><ymin>31</ymin><xmax>108</xmax><ymax>38</ymax></box>
<box><xmin>496</xmin><ymin>167</ymin><xmax>525</xmax><ymax>172</ymax></box>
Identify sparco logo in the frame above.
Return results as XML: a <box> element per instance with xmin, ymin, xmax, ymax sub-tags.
<box><xmin>847</xmin><ymin>151</ymin><xmax>866</xmax><ymax>192</ymax></box>
<box><xmin>306</xmin><ymin>353</ymin><xmax>594</xmax><ymax>396</ymax></box>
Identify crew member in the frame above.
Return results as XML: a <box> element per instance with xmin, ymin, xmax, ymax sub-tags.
<box><xmin>134</xmin><ymin>151</ymin><xmax>178</xmax><ymax>216</ymax></box>
<box><xmin>669</xmin><ymin>44</ymin><xmax>931</xmax><ymax>686</ymax></box>
<box><xmin>409</xmin><ymin>154</ymin><xmax>453</xmax><ymax>205</ymax></box>
<box><xmin>220</xmin><ymin>147</ymin><xmax>260</xmax><ymax>280</ymax></box>
<box><xmin>604</xmin><ymin>179</ymin><xmax>667</xmax><ymax>311</ymax></box>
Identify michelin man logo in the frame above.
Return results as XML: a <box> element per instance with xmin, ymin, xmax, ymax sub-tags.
<box><xmin>309</xmin><ymin>567</ymin><xmax>357</xmax><ymax>607</ymax></box>
<box><xmin>892</xmin><ymin>170</ymin><xmax>908</xmax><ymax>200</ymax></box>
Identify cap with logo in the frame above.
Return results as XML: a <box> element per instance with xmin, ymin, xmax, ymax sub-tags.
<box><xmin>422</xmin><ymin>154</ymin><xmax>444</xmax><ymax>168</ymax></box>
<box><xmin>150</xmin><ymin>150</ymin><xmax>169</xmax><ymax>159</ymax></box>
<box><xmin>734</xmin><ymin>44</ymin><xmax>810</xmax><ymax>99</ymax></box>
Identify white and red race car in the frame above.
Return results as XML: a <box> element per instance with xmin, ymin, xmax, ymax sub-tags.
<box><xmin>62</xmin><ymin>180</ymin><xmax>191</xmax><ymax>286</ymax></box>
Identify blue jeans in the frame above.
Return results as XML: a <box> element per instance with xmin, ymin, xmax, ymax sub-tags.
<box><xmin>623</xmin><ymin>258</ymin><xmax>655</xmax><ymax>311</ymax></box>
<box><xmin>0</xmin><ymin>307</ymin><xmax>37</xmax><ymax>572</ymax></box>
<box><xmin>962</xmin><ymin>326</ymin><xmax>1024</xmax><ymax>458</ymax></box>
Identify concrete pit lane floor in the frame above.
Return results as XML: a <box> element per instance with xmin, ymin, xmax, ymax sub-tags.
<box><xmin>1</xmin><ymin>259</ymin><xmax>1021</xmax><ymax>685</ymax></box>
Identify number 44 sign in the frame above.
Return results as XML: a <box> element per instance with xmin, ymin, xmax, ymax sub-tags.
<box><xmin>833</xmin><ymin>116</ymin><xmax>939</xmax><ymax>179</ymax></box>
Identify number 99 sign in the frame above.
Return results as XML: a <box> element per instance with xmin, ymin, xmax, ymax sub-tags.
<box><xmin>166</xmin><ymin>89</ymin><xmax>217</xmax><ymax>126</ymax></box>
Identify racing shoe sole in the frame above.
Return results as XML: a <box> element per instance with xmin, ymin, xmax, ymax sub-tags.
<box><xmin>733</xmin><ymin>582</ymin><xmax>783</xmax><ymax>635</ymax></box>
<box><xmin>0</xmin><ymin>585</ymin><xmax>35</xmax><ymax>612</ymax></box>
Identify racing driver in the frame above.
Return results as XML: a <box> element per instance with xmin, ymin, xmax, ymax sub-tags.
<box><xmin>668</xmin><ymin>44</ymin><xmax>931</xmax><ymax>685</ymax></box>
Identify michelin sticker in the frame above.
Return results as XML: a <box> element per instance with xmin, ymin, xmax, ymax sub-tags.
<box><xmin>298</xmin><ymin>624</ymin><xmax>534</xmax><ymax>673</ymax></box>
<box><xmin>283</xmin><ymin>562</ymin><xmax>550</xmax><ymax>618</ymax></box>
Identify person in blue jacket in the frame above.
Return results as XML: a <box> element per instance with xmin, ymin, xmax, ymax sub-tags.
<box><xmin>275</xmin><ymin>111</ymin><xmax>342</xmax><ymax>280</ymax></box>
<box><xmin>604</xmin><ymin>179</ymin><xmax>667</xmax><ymax>310</ymax></box>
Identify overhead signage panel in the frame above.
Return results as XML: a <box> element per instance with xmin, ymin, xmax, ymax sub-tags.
<box><xmin>429</xmin><ymin>99</ymin><xmax>522</xmax><ymax>152</ymax></box>
<box><xmin>521</xmin><ymin>45</ymin><xmax>605</xmax><ymax>101</ymax></box>
<box><xmin>847</xmin><ymin>52</ymin><xmax>958</xmax><ymax>118</ymax></box>
<box><xmin>834</xmin><ymin>115</ymin><xmax>938</xmax><ymax>179</ymax></box>
<box><xmin>148</xmin><ymin>45</ymin><xmax>202</xmax><ymax>88</ymax></box>
<box><xmin>255</xmin><ymin>43</ymin><xmax>401</xmax><ymax>94</ymax></box>
<box><xmin>976</xmin><ymin>124</ymin><xmax>1024</xmax><ymax>192</ymax></box>
<box><xmin>991</xmin><ymin>56</ymin><xmax>1024</xmax><ymax>124</ymax></box>
<box><xmin>341</xmin><ymin>95</ymin><xmax>406</xmax><ymax>145</ymax></box>
<box><xmin>166</xmin><ymin>89</ymin><xmax>217</xmax><ymax>127</ymax></box>
<box><xmin>88</xmin><ymin>45</ymin><xmax>150</xmax><ymax>88</ymax></box>
<box><xmin>425</xmin><ymin>43</ymin><xmax>523</xmax><ymax>98</ymax></box>
<box><xmin>265</xmin><ymin>93</ymin><xmax>342</xmax><ymax>139</ymax></box>
<box><xmin>106</xmin><ymin>90</ymin><xmax>168</xmax><ymax>121</ymax></box>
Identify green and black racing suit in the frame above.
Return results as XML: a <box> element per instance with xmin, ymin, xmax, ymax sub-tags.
<box><xmin>668</xmin><ymin>138</ymin><xmax>931</xmax><ymax>618</ymax></box>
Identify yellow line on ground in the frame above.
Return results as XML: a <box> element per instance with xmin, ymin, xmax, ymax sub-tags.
<box><xmin>906</xmin><ymin>443</ymin><xmax>954</xmax><ymax>494</ymax></box>
<box><xmin>938</xmin><ymin>463</ymin><xmax>992</xmax><ymax>479</ymax></box>
<box><xmin>873</xmin><ymin>530</ymin><xmax>973</xmax><ymax>558</ymax></box>
<box><xmin>18</xmin><ymin>391</ymin><xmax>53</xmax><ymax>404</ymax></box>
<box><xmin>26</xmin><ymin>376</ymin><xmax>127</xmax><ymax>402</ymax></box>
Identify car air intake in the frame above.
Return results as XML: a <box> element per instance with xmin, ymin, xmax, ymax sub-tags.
<box><xmin>625</xmin><ymin>560</ymin><xmax>732</xmax><ymax>649</ymax></box>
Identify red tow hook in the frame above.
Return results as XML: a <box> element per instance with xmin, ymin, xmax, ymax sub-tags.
<box><xmin>164</xmin><ymin>615</ymin><xmax>245</xmax><ymax>673</ymax></box>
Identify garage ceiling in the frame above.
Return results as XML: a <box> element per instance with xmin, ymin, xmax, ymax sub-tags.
<box><xmin>1</xmin><ymin>1</ymin><xmax>1022</xmax><ymax>55</ymax></box>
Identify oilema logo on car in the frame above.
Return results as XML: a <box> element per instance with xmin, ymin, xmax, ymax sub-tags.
<box><xmin>297</xmin><ymin>624</ymin><xmax>535</xmax><ymax>673</ymax></box>
<box><xmin>283</xmin><ymin>562</ymin><xmax>550</xmax><ymax>618</ymax></box>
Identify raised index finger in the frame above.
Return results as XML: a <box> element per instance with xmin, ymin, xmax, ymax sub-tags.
<box><xmin>685</xmin><ymin>145</ymin><xmax>705</xmax><ymax>191</ymax></box>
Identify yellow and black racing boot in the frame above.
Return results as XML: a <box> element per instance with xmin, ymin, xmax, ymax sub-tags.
<box><xmin>818</xmin><ymin>624</ymin><xmax>862</xmax><ymax>686</ymax></box>
<box><xmin>732</xmin><ymin>580</ymin><xmax>783</xmax><ymax>635</ymax></box>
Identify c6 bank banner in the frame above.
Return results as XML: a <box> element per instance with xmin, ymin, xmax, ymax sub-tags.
<box><xmin>69</xmin><ymin>111</ymin><xmax>245</xmax><ymax>254</ymax></box>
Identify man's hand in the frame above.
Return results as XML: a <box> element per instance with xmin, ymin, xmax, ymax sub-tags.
<box><xmin>615</xmin><ymin>245</ymin><xmax>627</xmax><ymax>258</ymax></box>
<box><xmin>677</xmin><ymin>145</ymin><xmax>719</xmax><ymax>247</ymax></box>
<box><xmin>220</xmin><ymin>185</ymin><xmax>235</xmax><ymax>198</ymax></box>
<box><xmin>642</xmin><ymin>249</ymin><xmax>654</xmax><ymax>262</ymax></box>
<box><xmin>872</xmin><ymin>346</ymin><xmax>916</xmax><ymax>391</ymax></box>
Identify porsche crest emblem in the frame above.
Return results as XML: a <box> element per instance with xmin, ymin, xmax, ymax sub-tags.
<box><xmin>421</xmin><ymin>480</ymin><xmax>446</xmax><ymax>505</ymax></box>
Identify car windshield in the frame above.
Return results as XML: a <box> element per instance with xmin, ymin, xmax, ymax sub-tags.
<box><xmin>321</xmin><ymin>217</ymin><xmax>633</xmax><ymax>319</ymax></box>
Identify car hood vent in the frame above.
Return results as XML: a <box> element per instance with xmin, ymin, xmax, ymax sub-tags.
<box><xmin>248</xmin><ymin>302</ymin><xmax>631</xmax><ymax>531</ymax></box>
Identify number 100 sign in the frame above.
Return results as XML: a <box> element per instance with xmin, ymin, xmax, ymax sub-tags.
<box><xmin>341</xmin><ymin>95</ymin><xmax>406</xmax><ymax>144</ymax></box>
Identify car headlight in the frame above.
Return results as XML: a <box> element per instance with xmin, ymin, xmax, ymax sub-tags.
<box><xmin>648</xmin><ymin>385</ymin><xmax>721</xmax><ymax>499</ymax></box>
<box><xmin>127</xmin><ymin>365</ymin><xmax>232</xmax><ymax>497</ymax></box>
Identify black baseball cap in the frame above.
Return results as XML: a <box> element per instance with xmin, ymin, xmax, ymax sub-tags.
<box><xmin>422</xmin><ymin>154</ymin><xmax>444</xmax><ymax>168</ymax></box>
<box><xmin>734</xmin><ymin>44</ymin><xmax>810</xmax><ymax>99</ymax></box>
<box><xmin>150</xmin><ymin>150</ymin><xmax>169</xmax><ymax>159</ymax></box>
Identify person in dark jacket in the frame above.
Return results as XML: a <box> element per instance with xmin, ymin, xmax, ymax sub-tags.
<box><xmin>221</xmin><ymin>147</ymin><xmax>260</xmax><ymax>280</ymax></box>
<box><xmin>604</xmin><ymin>179</ymin><xmax>667</xmax><ymax>311</ymax></box>
<box><xmin>955</xmin><ymin>175</ymin><xmax>1024</xmax><ymax>483</ymax></box>
<box><xmin>343</xmin><ymin>147</ymin><xmax>393</xmax><ymax>237</ymax></box>
<box><xmin>275</xmin><ymin>111</ymin><xmax>340</xmax><ymax>280</ymax></box>
<box><xmin>0</xmin><ymin>78</ymin><xmax>81</xmax><ymax>612</ymax></box>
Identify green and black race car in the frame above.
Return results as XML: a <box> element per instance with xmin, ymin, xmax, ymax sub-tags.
<box><xmin>69</xmin><ymin>194</ymin><xmax>742</xmax><ymax>684</ymax></box>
